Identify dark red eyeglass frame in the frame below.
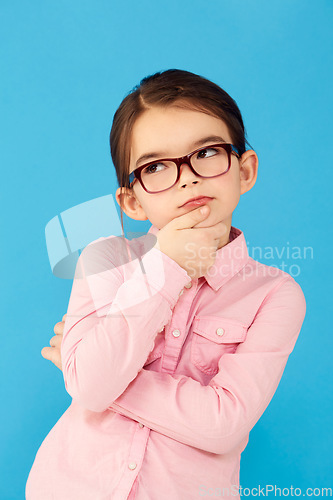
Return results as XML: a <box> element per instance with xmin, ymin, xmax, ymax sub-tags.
<box><xmin>128</xmin><ymin>143</ymin><xmax>240</xmax><ymax>194</ymax></box>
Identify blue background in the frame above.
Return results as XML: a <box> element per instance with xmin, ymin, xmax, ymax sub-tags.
<box><xmin>1</xmin><ymin>0</ymin><xmax>332</xmax><ymax>497</ymax></box>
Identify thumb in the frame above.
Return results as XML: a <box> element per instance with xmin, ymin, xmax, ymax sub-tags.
<box><xmin>173</xmin><ymin>204</ymin><xmax>210</xmax><ymax>230</ymax></box>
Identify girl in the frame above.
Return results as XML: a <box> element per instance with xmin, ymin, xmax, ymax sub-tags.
<box><xmin>26</xmin><ymin>69</ymin><xmax>306</xmax><ymax>500</ymax></box>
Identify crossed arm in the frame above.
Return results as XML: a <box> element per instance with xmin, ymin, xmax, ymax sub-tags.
<box><xmin>42</xmin><ymin>274</ymin><xmax>306</xmax><ymax>454</ymax></box>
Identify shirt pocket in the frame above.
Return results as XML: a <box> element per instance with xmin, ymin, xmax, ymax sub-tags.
<box><xmin>191</xmin><ymin>315</ymin><xmax>248</xmax><ymax>375</ymax></box>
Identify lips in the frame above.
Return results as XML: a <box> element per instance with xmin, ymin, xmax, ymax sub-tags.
<box><xmin>180</xmin><ymin>196</ymin><xmax>213</xmax><ymax>208</ymax></box>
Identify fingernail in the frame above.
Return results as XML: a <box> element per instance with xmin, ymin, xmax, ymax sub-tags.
<box><xmin>200</xmin><ymin>206</ymin><xmax>208</xmax><ymax>215</ymax></box>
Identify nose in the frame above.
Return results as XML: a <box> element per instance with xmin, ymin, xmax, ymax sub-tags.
<box><xmin>178</xmin><ymin>162</ymin><xmax>200</xmax><ymax>188</ymax></box>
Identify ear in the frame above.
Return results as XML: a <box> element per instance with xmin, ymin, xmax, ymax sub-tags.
<box><xmin>238</xmin><ymin>150</ymin><xmax>258</xmax><ymax>195</ymax></box>
<box><xmin>115</xmin><ymin>187</ymin><xmax>148</xmax><ymax>221</ymax></box>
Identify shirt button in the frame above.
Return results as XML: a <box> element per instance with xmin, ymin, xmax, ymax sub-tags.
<box><xmin>184</xmin><ymin>281</ymin><xmax>192</xmax><ymax>289</ymax></box>
<box><xmin>172</xmin><ymin>329</ymin><xmax>181</xmax><ymax>338</ymax></box>
<box><xmin>216</xmin><ymin>328</ymin><xmax>225</xmax><ymax>336</ymax></box>
<box><xmin>158</xmin><ymin>326</ymin><xmax>164</xmax><ymax>332</ymax></box>
<box><xmin>138</xmin><ymin>423</ymin><xmax>144</xmax><ymax>428</ymax></box>
<box><xmin>128</xmin><ymin>462</ymin><xmax>137</xmax><ymax>470</ymax></box>
<box><xmin>179</xmin><ymin>289</ymin><xmax>184</xmax><ymax>296</ymax></box>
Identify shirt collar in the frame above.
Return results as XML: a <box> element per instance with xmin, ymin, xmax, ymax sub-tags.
<box><xmin>147</xmin><ymin>224</ymin><xmax>249</xmax><ymax>291</ymax></box>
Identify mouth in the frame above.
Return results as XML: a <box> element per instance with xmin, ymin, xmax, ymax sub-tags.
<box><xmin>179</xmin><ymin>196</ymin><xmax>213</xmax><ymax>208</ymax></box>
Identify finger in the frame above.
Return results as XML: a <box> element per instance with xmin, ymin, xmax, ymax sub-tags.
<box><xmin>172</xmin><ymin>204</ymin><xmax>211</xmax><ymax>230</ymax></box>
<box><xmin>54</xmin><ymin>322</ymin><xmax>65</xmax><ymax>335</ymax></box>
<box><xmin>192</xmin><ymin>215</ymin><xmax>228</xmax><ymax>232</ymax></box>
<box><xmin>207</xmin><ymin>225</ymin><xmax>228</xmax><ymax>249</ymax></box>
<box><xmin>188</xmin><ymin>218</ymin><xmax>228</xmax><ymax>240</ymax></box>
<box><xmin>41</xmin><ymin>347</ymin><xmax>62</xmax><ymax>371</ymax></box>
<box><xmin>41</xmin><ymin>346</ymin><xmax>52</xmax><ymax>360</ymax></box>
<box><xmin>54</xmin><ymin>314</ymin><xmax>67</xmax><ymax>334</ymax></box>
<box><xmin>50</xmin><ymin>335</ymin><xmax>62</xmax><ymax>348</ymax></box>
<box><xmin>209</xmin><ymin>221</ymin><xmax>229</xmax><ymax>239</ymax></box>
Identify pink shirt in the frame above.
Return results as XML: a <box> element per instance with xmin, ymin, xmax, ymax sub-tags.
<box><xmin>26</xmin><ymin>225</ymin><xmax>306</xmax><ymax>500</ymax></box>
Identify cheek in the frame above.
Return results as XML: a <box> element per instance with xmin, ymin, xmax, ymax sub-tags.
<box><xmin>142</xmin><ymin>198</ymin><xmax>173</xmax><ymax>228</ymax></box>
<box><xmin>225</xmin><ymin>182</ymin><xmax>241</xmax><ymax>209</ymax></box>
<box><xmin>217</xmin><ymin>171</ymin><xmax>240</xmax><ymax>197</ymax></box>
<box><xmin>214</xmin><ymin>176</ymin><xmax>241</xmax><ymax>212</ymax></box>
<box><xmin>227</xmin><ymin>175</ymin><xmax>241</xmax><ymax>197</ymax></box>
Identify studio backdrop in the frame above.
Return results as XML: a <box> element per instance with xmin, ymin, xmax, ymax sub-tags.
<box><xmin>1</xmin><ymin>0</ymin><xmax>332</xmax><ymax>498</ymax></box>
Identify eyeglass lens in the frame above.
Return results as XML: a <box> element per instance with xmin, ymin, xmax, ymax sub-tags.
<box><xmin>140</xmin><ymin>145</ymin><xmax>229</xmax><ymax>192</ymax></box>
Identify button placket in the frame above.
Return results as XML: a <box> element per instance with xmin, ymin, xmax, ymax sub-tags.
<box><xmin>162</xmin><ymin>278</ymin><xmax>197</xmax><ymax>373</ymax></box>
<box><xmin>117</xmin><ymin>423</ymin><xmax>150</xmax><ymax>497</ymax></box>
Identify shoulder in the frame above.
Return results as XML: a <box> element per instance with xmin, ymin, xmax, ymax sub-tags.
<box><xmin>248</xmin><ymin>258</ymin><xmax>306</xmax><ymax>321</ymax></box>
<box><xmin>239</xmin><ymin>257</ymin><xmax>306</xmax><ymax>315</ymax></box>
<box><xmin>244</xmin><ymin>256</ymin><xmax>304</xmax><ymax>288</ymax></box>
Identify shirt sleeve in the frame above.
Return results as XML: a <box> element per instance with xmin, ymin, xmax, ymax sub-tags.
<box><xmin>109</xmin><ymin>276</ymin><xmax>306</xmax><ymax>454</ymax></box>
<box><xmin>61</xmin><ymin>235</ymin><xmax>191</xmax><ymax>412</ymax></box>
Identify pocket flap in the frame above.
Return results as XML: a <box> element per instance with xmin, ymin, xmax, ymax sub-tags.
<box><xmin>192</xmin><ymin>315</ymin><xmax>248</xmax><ymax>344</ymax></box>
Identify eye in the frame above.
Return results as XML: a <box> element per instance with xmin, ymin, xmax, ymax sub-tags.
<box><xmin>196</xmin><ymin>147</ymin><xmax>218</xmax><ymax>159</ymax></box>
<box><xmin>142</xmin><ymin>162</ymin><xmax>168</xmax><ymax>175</ymax></box>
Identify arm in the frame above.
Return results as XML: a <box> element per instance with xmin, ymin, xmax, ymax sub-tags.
<box><xmin>61</xmin><ymin>235</ymin><xmax>191</xmax><ymax>412</ymax></box>
<box><xmin>109</xmin><ymin>277</ymin><xmax>306</xmax><ymax>454</ymax></box>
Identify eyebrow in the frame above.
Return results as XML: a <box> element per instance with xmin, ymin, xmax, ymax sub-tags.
<box><xmin>135</xmin><ymin>135</ymin><xmax>228</xmax><ymax>167</ymax></box>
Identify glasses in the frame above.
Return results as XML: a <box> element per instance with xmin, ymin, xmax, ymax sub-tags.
<box><xmin>128</xmin><ymin>143</ymin><xmax>240</xmax><ymax>194</ymax></box>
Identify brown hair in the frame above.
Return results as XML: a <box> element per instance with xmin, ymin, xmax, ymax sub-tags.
<box><xmin>109</xmin><ymin>68</ymin><xmax>252</xmax><ymax>234</ymax></box>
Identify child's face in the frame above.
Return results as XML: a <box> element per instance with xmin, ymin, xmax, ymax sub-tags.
<box><xmin>116</xmin><ymin>104</ymin><xmax>257</xmax><ymax>248</ymax></box>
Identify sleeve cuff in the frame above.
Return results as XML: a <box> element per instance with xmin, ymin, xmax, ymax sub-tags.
<box><xmin>135</xmin><ymin>246</ymin><xmax>192</xmax><ymax>309</ymax></box>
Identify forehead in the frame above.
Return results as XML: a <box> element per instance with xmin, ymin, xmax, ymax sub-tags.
<box><xmin>130</xmin><ymin>105</ymin><xmax>232</xmax><ymax>162</ymax></box>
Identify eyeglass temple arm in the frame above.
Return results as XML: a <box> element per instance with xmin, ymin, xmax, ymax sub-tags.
<box><xmin>231</xmin><ymin>145</ymin><xmax>240</xmax><ymax>157</ymax></box>
<box><xmin>129</xmin><ymin>171</ymin><xmax>135</xmax><ymax>185</ymax></box>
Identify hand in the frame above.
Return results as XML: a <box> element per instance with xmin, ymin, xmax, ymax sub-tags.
<box><xmin>154</xmin><ymin>204</ymin><xmax>227</xmax><ymax>279</ymax></box>
<box><xmin>41</xmin><ymin>314</ymin><xmax>66</xmax><ymax>371</ymax></box>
